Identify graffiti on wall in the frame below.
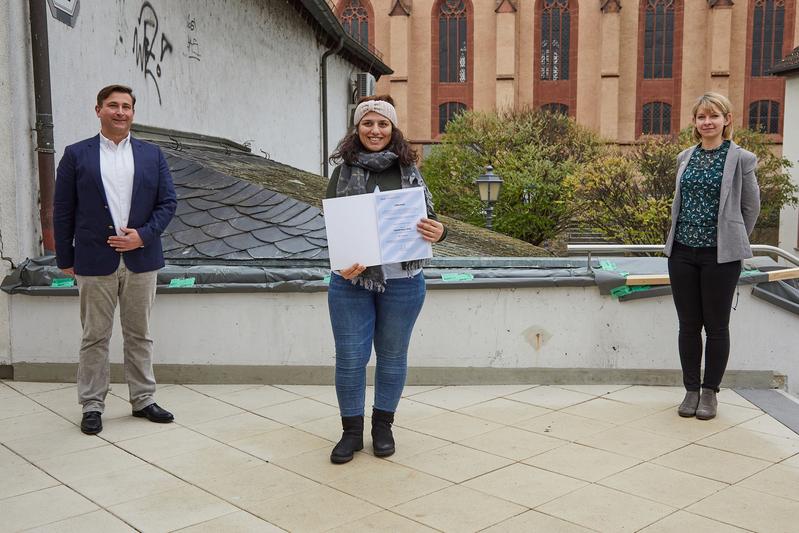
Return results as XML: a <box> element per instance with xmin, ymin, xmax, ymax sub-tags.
<box><xmin>131</xmin><ymin>1</ymin><xmax>173</xmax><ymax>105</ymax></box>
<box><xmin>186</xmin><ymin>14</ymin><xmax>201</xmax><ymax>61</ymax></box>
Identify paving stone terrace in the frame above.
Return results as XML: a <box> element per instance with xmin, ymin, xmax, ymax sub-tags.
<box><xmin>2</xmin><ymin>381</ymin><xmax>799</xmax><ymax>532</ymax></box>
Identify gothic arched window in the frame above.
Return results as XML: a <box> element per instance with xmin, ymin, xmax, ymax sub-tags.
<box><xmin>643</xmin><ymin>0</ymin><xmax>675</xmax><ymax>79</ymax></box>
<box><xmin>540</xmin><ymin>103</ymin><xmax>569</xmax><ymax>115</ymax></box>
<box><xmin>533</xmin><ymin>0</ymin><xmax>577</xmax><ymax>117</ymax></box>
<box><xmin>439</xmin><ymin>102</ymin><xmax>466</xmax><ymax>133</ymax></box>
<box><xmin>642</xmin><ymin>102</ymin><xmax>671</xmax><ymax>135</ymax></box>
<box><xmin>751</xmin><ymin>0</ymin><xmax>785</xmax><ymax>76</ymax></box>
<box><xmin>636</xmin><ymin>0</ymin><xmax>682</xmax><ymax>138</ymax></box>
<box><xmin>540</xmin><ymin>0</ymin><xmax>571</xmax><ymax>81</ymax></box>
<box><xmin>439</xmin><ymin>0</ymin><xmax>468</xmax><ymax>83</ymax></box>
<box><xmin>431</xmin><ymin>0</ymin><xmax>473</xmax><ymax>137</ymax></box>
<box><xmin>748</xmin><ymin>100</ymin><xmax>780</xmax><ymax>133</ymax></box>
<box><xmin>745</xmin><ymin>0</ymin><xmax>793</xmax><ymax>137</ymax></box>
<box><xmin>338</xmin><ymin>0</ymin><xmax>371</xmax><ymax>48</ymax></box>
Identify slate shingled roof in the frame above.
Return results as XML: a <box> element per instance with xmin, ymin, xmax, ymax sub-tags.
<box><xmin>132</xmin><ymin>126</ymin><xmax>548</xmax><ymax>264</ymax></box>
<box><xmin>162</xmin><ymin>152</ymin><xmax>328</xmax><ymax>263</ymax></box>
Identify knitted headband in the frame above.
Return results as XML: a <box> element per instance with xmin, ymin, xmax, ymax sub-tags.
<box><xmin>353</xmin><ymin>100</ymin><xmax>398</xmax><ymax>128</ymax></box>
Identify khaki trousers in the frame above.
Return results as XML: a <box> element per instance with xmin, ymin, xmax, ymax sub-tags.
<box><xmin>75</xmin><ymin>260</ymin><xmax>158</xmax><ymax>413</ymax></box>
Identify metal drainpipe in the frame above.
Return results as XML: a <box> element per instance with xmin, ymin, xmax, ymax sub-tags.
<box><xmin>320</xmin><ymin>36</ymin><xmax>344</xmax><ymax>178</ymax></box>
<box><xmin>29</xmin><ymin>0</ymin><xmax>56</xmax><ymax>253</ymax></box>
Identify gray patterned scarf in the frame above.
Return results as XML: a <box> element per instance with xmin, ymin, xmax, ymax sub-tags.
<box><xmin>336</xmin><ymin>150</ymin><xmax>434</xmax><ymax>292</ymax></box>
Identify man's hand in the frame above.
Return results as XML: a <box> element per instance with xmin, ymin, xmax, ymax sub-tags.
<box><xmin>61</xmin><ymin>267</ymin><xmax>75</xmax><ymax>276</ymax></box>
<box><xmin>108</xmin><ymin>227</ymin><xmax>143</xmax><ymax>252</ymax></box>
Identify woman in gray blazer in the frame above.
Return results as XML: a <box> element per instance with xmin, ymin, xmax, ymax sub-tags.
<box><xmin>663</xmin><ymin>92</ymin><xmax>760</xmax><ymax>420</ymax></box>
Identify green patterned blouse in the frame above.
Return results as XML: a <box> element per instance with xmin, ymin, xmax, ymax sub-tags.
<box><xmin>675</xmin><ymin>140</ymin><xmax>730</xmax><ymax>247</ymax></box>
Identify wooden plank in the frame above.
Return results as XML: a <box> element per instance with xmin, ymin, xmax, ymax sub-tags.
<box><xmin>767</xmin><ymin>267</ymin><xmax>799</xmax><ymax>282</ymax></box>
<box><xmin>626</xmin><ymin>274</ymin><xmax>670</xmax><ymax>286</ymax></box>
<box><xmin>625</xmin><ymin>268</ymin><xmax>799</xmax><ymax>286</ymax></box>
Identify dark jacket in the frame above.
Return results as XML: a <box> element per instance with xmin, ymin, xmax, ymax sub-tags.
<box><xmin>54</xmin><ymin>134</ymin><xmax>177</xmax><ymax>275</ymax></box>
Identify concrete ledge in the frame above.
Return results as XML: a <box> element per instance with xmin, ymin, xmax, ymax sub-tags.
<box><xmin>10</xmin><ymin>363</ymin><xmax>783</xmax><ymax>389</ymax></box>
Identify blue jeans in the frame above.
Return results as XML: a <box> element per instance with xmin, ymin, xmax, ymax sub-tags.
<box><xmin>328</xmin><ymin>272</ymin><xmax>426</xmax><ymax>417</ymax></box>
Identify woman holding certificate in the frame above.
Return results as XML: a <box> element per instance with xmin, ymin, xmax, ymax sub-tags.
<box><xmin>664</xmin><ymin>92</ymin><xmax>760</xmax><ymax>420</ymax></box>
<box><xmin>325</xmin><ymin>96</ymin><xmax>446</xmax><ymax>464</ymax></box>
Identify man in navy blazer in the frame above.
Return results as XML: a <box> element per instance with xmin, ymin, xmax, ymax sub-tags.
<box><xmin>54</xmin><ymin>84</ymin><xmax>177</xmax><ymax>434</ymax></box>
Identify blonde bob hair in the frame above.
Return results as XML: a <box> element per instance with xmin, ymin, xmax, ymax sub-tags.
<box><xmin>691</xmin><ymin>92</ymin><xmax>733</xmax><ymax>142</ymax></box>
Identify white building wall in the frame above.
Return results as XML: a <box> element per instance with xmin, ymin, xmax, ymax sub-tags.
<box><xmin>326</xmin><ymin>53</ymin><xmax>356</xmax><ymax>173</ymax></box>
<box><xmin>779</xmin><ymin>75</ymin><xmax>799</xmax><ymax>255</ymax></box>
<box><xmin>45</xmin><ymin>0</ymin><xmax>355</xmax><ymax>173</ymax></box>
<box><xmin>0</xmin><ymin>0</ymin><xmax>372</xmax><ymax>366</ymax></box>
<box><xmin>9</xmin><ymin>287</ymin><xmax>799</xmax><ymax>393</ymax></box>
<box><xmin>0</xmin><ymin>1</ymin><xmax>41</xmax><ymax>366</ymax></box>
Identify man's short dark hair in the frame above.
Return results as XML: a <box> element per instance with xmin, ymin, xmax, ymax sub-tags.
<box><xmin>96</xmin><ymin>85</ymin><xmax>136</xmax><ymax>108</ymax></box>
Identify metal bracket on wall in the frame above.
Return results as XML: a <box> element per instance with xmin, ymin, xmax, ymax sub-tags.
<box><xmin>46</xmin><ymin>0</ymin><xmax>80</xmax><ymax>27</ymax></box>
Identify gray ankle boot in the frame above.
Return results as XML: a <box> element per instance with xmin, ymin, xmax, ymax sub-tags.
<box><xmin>678</xmin><ymin>391</ymin><xmax>700</xmax><ymax>417</ymax></box>
<box><xmin>696</xmin><ymin>388</ymin><xmax>718</xmax><ymax>420</ymax></box>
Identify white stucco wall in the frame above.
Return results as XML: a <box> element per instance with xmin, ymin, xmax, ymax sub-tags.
<box><xmin>9</xmin><ymin>286</ymin><xmax>799</xmax><ymax>393</ymax></box>
<box><xmin>326</xmin><ymin>53</ymin><xmax>357</xmax><ymax>173</ymax></box>
<box><xmin>0</xmin><ymin>1</ymin><xmax>41</xmax><ymax>366</ymax></box>
<box><xmin>779</xmin><ymin>75</ymin><xmax>799</xmax><ymax>255</ymax></box>
<box><xmin>45</xmin><ymin>0</ymin><xmax>357</xmax><ymax>173</ymax></box>
<box><xmin>0</xmin><ymin>0</ymin><xmax>374</xmax><ymax>365</ymax></box>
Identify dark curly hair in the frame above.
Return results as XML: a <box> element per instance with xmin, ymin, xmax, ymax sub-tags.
<box><xmin>330</xmin><ymin>94</ymin><xmax>418</xmax><ymax>166</ymax></box>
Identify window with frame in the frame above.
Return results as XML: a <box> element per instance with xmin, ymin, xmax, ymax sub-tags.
<box><xmin>643</xmin><ymin>0</ymin><xmax>674</xmax><ymax>79</ymax></box>
<box><xmin>751</xmin><ymin>0</ymin><xmax>785</xmax><ymax>76</ymax></box>
<box><xmin>540</xmin><ymin>0</ymin><xmax>571</xmax><ymax>81</ymax></box>
<box><xmin>439</xmin><ymin>102</ymin><xmax>466</xmax><ymax>133</ymax></box>
<box><xmin>540</xmin><ymin>103</ymin><xmax>569</xmax><ymax>115</ymax></box>
<box><xmin>642</xmin><ymin>102</ymin><xmax>671</xmax><ymax>135</ymax></box>
<box><xmin>748</xmin><ymin>100</ymin><xmax>780</xmax><ymax>133</ymax></box>
<box><xmin>439</xmin><ymin>0</ymin><xmax>468</xmax><ymax>83</ymax></box>
<box><xmin>339</xmin><ymin>0</ymin><xmax>370</xmax><ymax>47</ymax></box>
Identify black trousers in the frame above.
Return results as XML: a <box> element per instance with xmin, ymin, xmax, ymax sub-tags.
<box><xmin>667</xmin><ymin>241</ymin><xmax>741</xmax><ymax>392</ymax></box>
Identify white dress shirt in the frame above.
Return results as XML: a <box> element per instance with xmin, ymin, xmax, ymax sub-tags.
<box><xmin>99</xmin><ymin>132</ymin><xmax>135</xmax><ymax>236</ymax></box>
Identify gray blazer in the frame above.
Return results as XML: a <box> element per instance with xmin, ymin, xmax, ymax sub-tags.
<box><xmin>664</xmin><ymin>141</ymin><xmax>761</xmax><ymax>263</ymax></box>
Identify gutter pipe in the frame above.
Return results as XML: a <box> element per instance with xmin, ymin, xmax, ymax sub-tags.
<box><xmin>28</xmin><ymin>0</ymin><xmax>56</xmax><ymax>252</ymax></box>
<box><xmin>320</xmin><ymin>35</ymin><xmax>345</xmax><ymax>178</ymax></box>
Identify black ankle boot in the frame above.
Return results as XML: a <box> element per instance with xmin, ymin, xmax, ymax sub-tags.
<box><xmin>330</xmin><ymin>415</ymin><xmax>364</xmax><ymax>464</ymax></box>
<box><xmin>371</xmin><ymin>408</ymin><xmax>395</xmax><ymax>457</ymax></box>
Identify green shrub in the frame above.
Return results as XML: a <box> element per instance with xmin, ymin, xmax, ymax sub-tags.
<box><xmin>422</xmin><ymin>109</ymin><xmax>605</xmax><ymax>245</ymax></box>
<box><xmin>567</xmin><ymin>128</ymin><xmax>796</xmax><ymax>245</ymax></box>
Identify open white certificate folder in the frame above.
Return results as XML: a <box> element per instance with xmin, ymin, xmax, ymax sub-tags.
<box><xmin>323</xmin><ymin>188</ymin><xmax>433</xmax><ymax>270</ymax></box>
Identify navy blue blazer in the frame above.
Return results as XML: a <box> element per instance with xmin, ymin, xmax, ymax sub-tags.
<box><xmin>54</xmin><ymin>134</ymin><xmax>177</xmax><ymax>275</ymax></box>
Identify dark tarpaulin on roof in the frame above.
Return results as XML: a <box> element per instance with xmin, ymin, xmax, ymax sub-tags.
<box><xmin>3</xmin><ymin>256</ymin><xmax>797</xmax><ymax>316</ymax></box>
<box><xmin>2</xmin><ymin>255</ymin><xmax>598</xmax><ymax>295</ymax></box>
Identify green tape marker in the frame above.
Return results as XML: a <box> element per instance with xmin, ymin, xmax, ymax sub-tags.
<box><xmin>599</xmin><ymin>260</ymin><xmax>617</xmax><ymax>271</ymax></box>
<box><xmin>441</xmin><ymin>273</ymin><xmax>474</xmax><ymax>282</ymax></box>
<box><xmin>740</xmin><ymin>269</ymin><xmax>763</xmax><ymax>277</ymax></box>
<box><xmin>610</xmin><ymin>285</ymin><xmax>631</xmax><ymax>298</ymax></box>
<box><xmin>168</xmin><ymin>277</ymin><xmax>196</xmax><ymax>288</ymax></box>
<box><xmin>323</xmin><ymin>275</ymin><xmax>331</xmax><ymax>284</ymax></box>
<box><xmin>51</xmin><ymin>277</ymin><xmax>75</xmax><ymax>288</ymax></box>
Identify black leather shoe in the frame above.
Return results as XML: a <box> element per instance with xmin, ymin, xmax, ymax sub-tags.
<box><xmin>81</xmin><ymin>411</ymin><xmax>103</xmax><ymax>435</ymax></box>
<box><xmin>132</xmin><ymin>403</ymin><xmax>174</xmax><ymax>423</ymax></box>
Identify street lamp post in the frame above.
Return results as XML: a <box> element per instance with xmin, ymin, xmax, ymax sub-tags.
<box><xmin>475</xmin><ymin>165</ymin><xmax>504</xmax><ymax>230</ymax></box>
